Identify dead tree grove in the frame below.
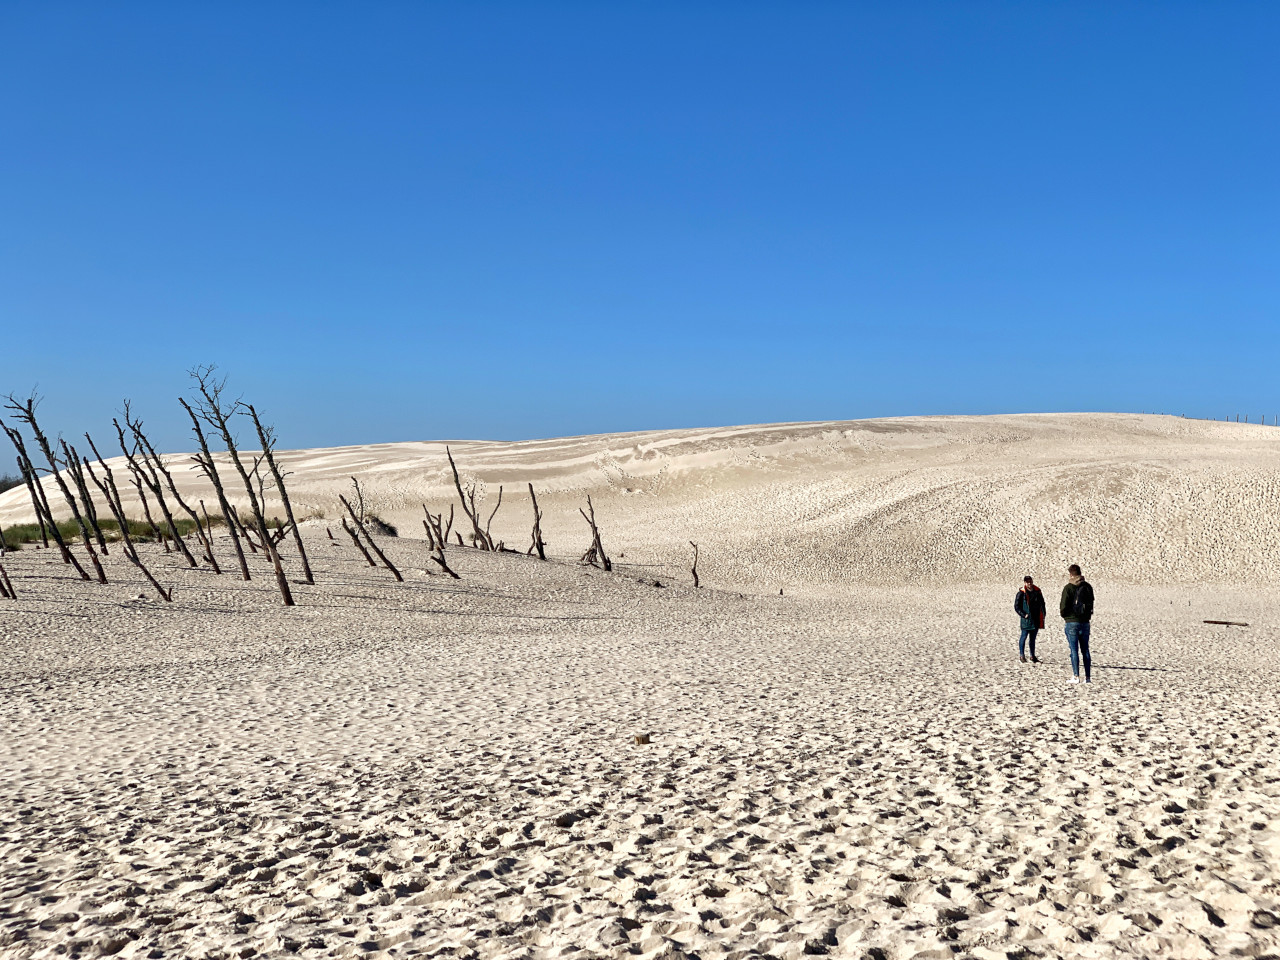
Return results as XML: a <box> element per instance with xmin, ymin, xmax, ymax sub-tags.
<box><xmin>6</xmin><ymin>394</ymin><xmax>107</xmax><ymax>583</ymax></box>
<box><xmin>178</xmin><ymin>393</ymin><xmax>252</xmax><ymax>583</ymax></box>
<box><xmin>188</xmin><ymin>370</ymin><xmax>294</xmax><ymax>605</ymax></box>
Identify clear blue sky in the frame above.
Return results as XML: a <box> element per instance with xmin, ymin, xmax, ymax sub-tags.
<box><xmin>1</xmin><ymin>2</ymin><xmax>1276</xmax><ymax>450</ymax></box>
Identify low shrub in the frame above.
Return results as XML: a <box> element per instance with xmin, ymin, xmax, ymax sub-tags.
<box><xmin>1</xmin><ymin>515</ymin><xmax>219</xmax><ymax>551</ymax></box>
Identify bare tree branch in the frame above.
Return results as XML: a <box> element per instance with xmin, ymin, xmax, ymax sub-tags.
<box><xmin>338</xmin><ymin>494</ymin><xmax>402</xmax><ymax>581</ymax></box>
<box><xmin>245</xmin><ymin>403</ymin><xmax>314</xmax><ymax>585</ymax></box>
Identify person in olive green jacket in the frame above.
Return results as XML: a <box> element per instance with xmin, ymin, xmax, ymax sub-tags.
<box><xmin>1060</xmin><ymin>563</ymin><xmax>1095</xmax><ymax>684</ymax></box>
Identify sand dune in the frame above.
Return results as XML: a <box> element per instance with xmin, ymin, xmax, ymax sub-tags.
<box><xmin>5</xmin><ymin>412</ymin><xmax>1279</xmax><ymax>590</ymax></box>
<box><xmin>3</xmin><ymin>413</ymin><xmax>1280</xmax><ymax>958</ymax></box>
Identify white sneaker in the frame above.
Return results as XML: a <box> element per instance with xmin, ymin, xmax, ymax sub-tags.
<box><xmin>1068</xmin><ymin>676</ymin><xmax>1080</xmax><ymax>684</ymax></box>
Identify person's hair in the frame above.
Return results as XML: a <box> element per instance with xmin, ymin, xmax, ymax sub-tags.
<box><xmin>1067</xmin><ymin>563</ymin><xmax>1082</xmax><ymax>576</ymax></box>
<box><xmin>1023</xmin><ymin>575</ymin><xmax>1033</xmax><ymax>582</ymax></box>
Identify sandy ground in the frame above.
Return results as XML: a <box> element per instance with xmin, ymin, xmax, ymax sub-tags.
<box><xmin>3</xmin><ymin>413</ymin><xmax>1280</xmax><ymax>958</ymax></box>
<box><xmin>2</xmin><ymin>530</ymin><xmax>1279</xmax><ymax>959</ymax></box>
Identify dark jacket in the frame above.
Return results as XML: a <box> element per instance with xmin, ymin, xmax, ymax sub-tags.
<box><xmin>1014</xmin><ymin>585</ymin><xmax>1046</xmax><ymax>630</ymax></box>
<box><xmin>1060</xmin><ymin>579</ymin><xmax>1094</xmax><ymax>623</ymax></box>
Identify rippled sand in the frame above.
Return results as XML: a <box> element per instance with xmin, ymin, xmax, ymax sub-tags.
<box><xmin>3</xmin><ymin>535</ymin><xmax>1279</xmax><ymax>959</ymax></box>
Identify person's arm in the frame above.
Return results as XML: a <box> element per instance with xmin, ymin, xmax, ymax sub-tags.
<box><xmin>1015</xmin><ymin>592</ymin><xmax>1025</xmax><ymax>615</ymax></box>
<box><xmin>1060</xmin><ymin>584</ymin><xmax>1072</xmax><ymax>618</ymax></box>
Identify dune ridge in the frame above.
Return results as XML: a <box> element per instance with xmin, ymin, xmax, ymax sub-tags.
<box><xmin>5</xmin><ymin>412</ymin><xmax>1277</xmax><ymax>590</ymax></box>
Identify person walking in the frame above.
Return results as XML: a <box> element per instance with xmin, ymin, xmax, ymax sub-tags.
<box><xmin>1060</xmin><ymin>563</ymin><xmax>1095</xmax><ymax>684</ymax></box>
<box><xmin>1014</xmin><ymin>575</ymin><xmax>1045</xmax><ymax>663</ymax></box>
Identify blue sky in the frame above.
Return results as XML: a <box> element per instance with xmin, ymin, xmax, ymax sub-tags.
<box><xmin>1</xmin><ymin>2</ymin><xmax>1276</xmax><ymax>450</ymax></box>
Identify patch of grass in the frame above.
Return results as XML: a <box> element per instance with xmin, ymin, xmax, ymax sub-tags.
<box><xmin>1</xmin><ymin>516</ymin><xmax>220</xmax><ymax>551</ymax></box>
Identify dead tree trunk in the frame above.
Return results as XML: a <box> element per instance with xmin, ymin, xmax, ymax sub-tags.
<box><xmin>14</xmin><ymin>457</ymin><xmax>49</xmax><ymax>548</ymax></box>
<box><xmin>188</xmin><ymin>368</ymin><xmax>293</xmax><ymax>606</ymax></box>
<box><xmin>0</xmin><ymin>524</ymin><xmax>14</xmax><ymax>598</ymax></box>
<box><xmin>689</xmin><ymin>541</ymin><xmax>700</xmax><ymax>588</ymax></box>
<box><xmin>338</xmin><ymin>494</ymin><xmax>402</xmax><ymax>581</ymax></box>
<box><xmin>228</xmin><ymin>504</ymin><xmax>259</xmax><ymax>552</ymax></box>
<box><xmin>485</xmin><ymin>485</ymin><xmax>504</xmax><ymax>546</ymax></box>
<box><xmin>245</xmin><ymin>403</ymin><xmax>314</xmax><ymax>585</ymax></box>
<box><xmin>578</xmin><ymin>495</ymin><xmax>611</xmax><ymax>572</ymax></box>
<box><xmin>131</xmin><ymin>474</ymin><xmax>167</xmax><ymax>550</ymax></box>
<box><xmin>5</xmin><ymin>395</ymin><xmax>107</xmax><ymax>584</ymax></box>
<box><xmin>127</xmin><ymin>422</ymin><xmax>220</xmax><ymax>573</ymax></box>
<box><xmin>2</xmin><ymin>422</ymin><xmax>88</xmax><ymax>576</ymax></box>
<box><xmin>430</xmin><ymin>548</ymin><xmax>460</xmax><ymax>579</ymax></box>
<box><xmin>61</xmin><ymin>442</ymin><xmax>109</xmax><ymax>555</ymax></box>
<box><xmin>114</xmin><ymin>415</ymin><xmax>196</xmax><ymax>569</ymax></box>
<box><xmin>446</xmin><ymin>446</ymin><xmax>492</xmax><ymax>549</ymax></box>
<box><xmin>81</xmin><ymin>448</ymin><xmax>173</xmax><ymax>601</ymax></box>
<box><xmin>179</xmin><ymin>397</ymin><xmax>251</xmax><ymax>580</ymax></box>
<box><xmin>340</xmin><ymin>517</ymin><xmax>376</xmax><ymax>566</ymax></box>
<box><xmin>350</xmin><ymin>476</ymin><xmax>365</xmax><ymax>524</ymax></box>
<box><xmin>527</xmin><ymin>483</ymin><xmax>546</xmax><ymax>560</ymax></box>
<box><xmin>420</xmin><ymin>503</ymin><xmax>455</xmax><ymax>549</ymax></box>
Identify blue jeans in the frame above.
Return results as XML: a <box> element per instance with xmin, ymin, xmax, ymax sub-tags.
<box><xmin>1018</xmin><ymin>628</ymin><xmax>1038</xmax><ymax>659</ymax></box>
<box><xmin>1065</xmin><ymin>622</ymin><xmax>1091</xmax><ymax>680</ymax></box>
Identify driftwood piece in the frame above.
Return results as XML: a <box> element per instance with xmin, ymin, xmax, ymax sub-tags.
<box><xmin>690</xmin><ymin>541</ymin><xmax>700</xmax><ymax>588</ymax></box>
<box><xmin>527</xmin><ymin>484</ymin><xmax>547</xmax><ymax>560</ymax></box>
<box><xmin>578</xmin><ymin>495</ymin><xmax>611</xmax><ymax>571</ymax></box>
<box><xmin>246</xmin><ymin>404</ymin><xmax>314</xmax><ymax>585</ymax></box>
<box><xmin>338</xmin><ymin>494</ymin><xmax>403</xmax><ymax>581</ymax></box>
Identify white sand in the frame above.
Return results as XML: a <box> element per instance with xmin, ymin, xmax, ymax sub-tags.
<box><xmin>2</xmin><ymin>413</ymin><xmax>1279</xmax><ymax>958</ymax></box>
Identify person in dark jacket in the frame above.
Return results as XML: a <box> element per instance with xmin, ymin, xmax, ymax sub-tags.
<box><xmin>1014</xmin><ymin>575</ymin><xmax>1045</xmax><ymax>663</ymax></box>
<box><xmin>1060</xmin><ymin>563</ymin><xmax>1095</xmax><ymax>684</ymax></box>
